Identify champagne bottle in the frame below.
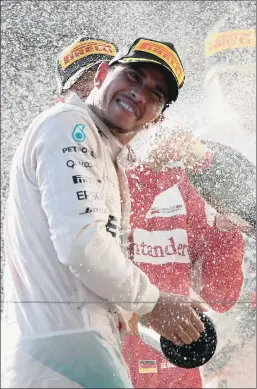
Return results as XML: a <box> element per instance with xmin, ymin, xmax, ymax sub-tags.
<box><xmin>137</xmin><ymin>311</ymin><xmax>217</xmax><ymax>369</ymax></box>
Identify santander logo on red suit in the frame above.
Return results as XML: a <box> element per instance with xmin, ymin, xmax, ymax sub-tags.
<box><xmin>131</xmin><ymin>184</ymin><xmax>190</xmax><ymax>265</ymax></box>
<box><xmin>132</xmin><ymin>228</ymin><xmax>190</xmax><ymax>265</ymax></box>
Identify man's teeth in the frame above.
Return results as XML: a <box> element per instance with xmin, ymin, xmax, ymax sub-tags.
<box><xmin>118</xmin><ymin>101</ymin><xmax>135</xmax><ymax>113</ymax></box>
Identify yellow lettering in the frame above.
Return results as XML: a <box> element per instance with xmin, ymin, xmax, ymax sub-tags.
<box><xmin>205</xmin><ymin>29</ymin><xmax>256</xmax><ymax>57</ymax></box>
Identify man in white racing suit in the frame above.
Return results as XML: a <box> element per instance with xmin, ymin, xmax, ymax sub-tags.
<box><xmin>2</xmin><ymin>37</ymin><xmax>207</xmax><ymax>388</ymax></box>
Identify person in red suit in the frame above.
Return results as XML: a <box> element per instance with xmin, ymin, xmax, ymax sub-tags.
<box><xmin>122</xmin><ymin>159</ymin><xmax>244</xmax><ymax>388</ymax></box>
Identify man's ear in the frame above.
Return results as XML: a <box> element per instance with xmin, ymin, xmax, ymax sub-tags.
<box><xmin>152</xmin><ymin>113</ymin><xmax>165</xmax><ymax>124</ymax></box>
<box><xmin>94</xmin><ymin>62</ymin><xmax>109</xmax><ymax>88</ymax></box>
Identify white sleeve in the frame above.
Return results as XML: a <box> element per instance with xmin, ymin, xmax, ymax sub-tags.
<box><xmin>34</xmin><ymin>110</ymin><xmax>159</xmax><ymax>315</ymax></box>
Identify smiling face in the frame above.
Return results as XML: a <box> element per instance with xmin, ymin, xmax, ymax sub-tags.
<box><xmin>93</xmin><ymin>62</ymin><xmax>170</xmax><ymax>135</ymax></box>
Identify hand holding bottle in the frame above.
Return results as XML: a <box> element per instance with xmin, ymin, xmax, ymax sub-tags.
<box><xmin>142</xmin><ymin>292</ymin><xmax>207</xmax><ymax>346</ymax></box>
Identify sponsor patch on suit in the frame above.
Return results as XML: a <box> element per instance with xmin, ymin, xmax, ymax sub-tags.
<box><xmin>139</xmin><ymin>360</ymin><xmax>158</xmax><ymax>374</ymax></box>
<box><xmin>146</xmin><ymin>185</ymin><xmax>186</xmax><ymax>219</ymax></box>
<box><xmin>133</xmin><ymin>228</ymin><xmax>190</xmax><ymax>264</ymax></box>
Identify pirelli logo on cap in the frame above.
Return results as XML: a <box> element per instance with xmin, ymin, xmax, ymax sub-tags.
<box><xmin>138</xmin><ymin>360</ymin><xmax>158</xmax><ymax>374</ymax></box>
<box><xmin>60</xmin><ymin>40</ymin><xmax>117</xmax><ymax>69</ymax></box>
<box><xmin>205</xmin><ymin>29</ymin><xmax>256</xmax><ymax>57</ymax></box>
<box><xmin>134</xmin><ymin>39</ymin><xmax>185</xmax><ymax>87</ymax></box>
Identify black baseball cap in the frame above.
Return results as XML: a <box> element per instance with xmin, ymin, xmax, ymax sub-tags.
<box><xmin>109</xmin><ymin>37</ymin><xmax>185</xmax><ymax>103</ymax></box>
<box><xmin>56</xmin><ymin>37</ymin><xmax>118</xmax><ymax>93</ymax></box>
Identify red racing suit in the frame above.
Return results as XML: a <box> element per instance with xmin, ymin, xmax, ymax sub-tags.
<box><xmin>122</xmin><ymin>162</ymin><xmax>244</xmax><ymax>388</ymax></box>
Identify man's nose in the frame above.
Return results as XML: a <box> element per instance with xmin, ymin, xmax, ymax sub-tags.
<box><xmin>130</xmin><ymin>85</ymin><xmax>147</xmax><ymax>104</ymax></box>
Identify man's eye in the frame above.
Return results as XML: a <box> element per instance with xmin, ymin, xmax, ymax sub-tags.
<box><xmin>128</xmin><ymin>71</ymin><xmax>140</xmax><ymax>81</ymax></box>
<box><xmin>152</xmin><ymin>90</ymin><xmax>163</xmax><ymax>101</ymax></box>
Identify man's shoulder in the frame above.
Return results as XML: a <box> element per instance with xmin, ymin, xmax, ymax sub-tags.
<box><xmin>34</xmin><ymin>102</ymin><xmax>96</xmax><ymax>128</ymax></box>
<box><xmin>26</xmin><ymin>103</ymin><xmax>100</xmax><ymax>145</ymax></box>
